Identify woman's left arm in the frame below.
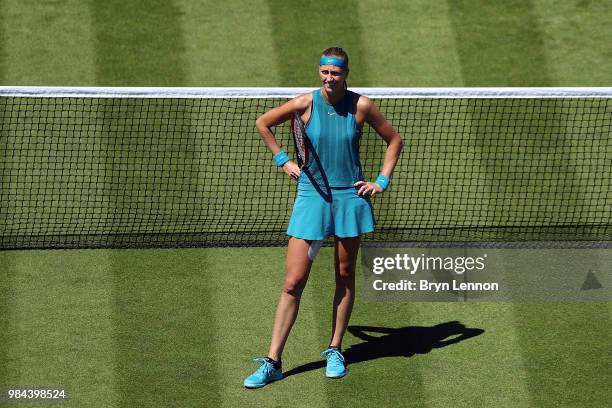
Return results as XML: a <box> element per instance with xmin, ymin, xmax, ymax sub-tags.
<box><xmin>355</xmin><ymin>96</ymin><xmax>404</xmax><ymax>196</ymax></box>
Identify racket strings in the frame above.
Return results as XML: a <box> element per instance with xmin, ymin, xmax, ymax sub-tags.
<box><xmin>291</xmin><ymin>112</ymin><xmax>309</xmax><ymax>167</ymax></box>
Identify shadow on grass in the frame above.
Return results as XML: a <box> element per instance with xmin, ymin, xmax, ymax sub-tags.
<box><xmin>283</xmin><ymin>321</ymin><xmax>484</xmax><ymax>378</ymax></box>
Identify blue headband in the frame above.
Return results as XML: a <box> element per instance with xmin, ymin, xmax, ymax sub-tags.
<box><xmin>319</xmin><ymin>56</ymin><xmax>348</xmax><ymax>69</ymax></box>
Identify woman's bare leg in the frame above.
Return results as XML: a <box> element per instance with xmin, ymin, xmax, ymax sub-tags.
<box><xmin>329</xmin><ymin>235</ymin><xmax>361</xmax><ymax>348</ymax></box>
<box><xmin>267</xmin><ymin>237</ymin><xmax>313</xmax><ymax>362</ymax></box>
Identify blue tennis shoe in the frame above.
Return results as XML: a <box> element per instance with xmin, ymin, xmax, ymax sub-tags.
<box><xmin>321</xmin><ymin>347</ymin><xmax>346</xmax><ymax>378</ymax></box>
<box><xmin>244</xmin><ymin>358</ymin><xmax>283</xmax><ymax>389</ymax></box>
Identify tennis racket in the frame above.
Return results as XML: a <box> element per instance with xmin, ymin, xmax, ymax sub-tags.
<box><xmin>290</xmin><ymin>111</ymin><xmax>310</xmax><ymax>168</ymax></box>
<box><xmin>290</xmin><ymin>110</ymin><xmax>331</xmax><ymax>198</ymax></box>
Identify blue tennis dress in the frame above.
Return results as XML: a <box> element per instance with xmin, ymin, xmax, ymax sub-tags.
<box><xmin>287</xmin><ymin>89</ymin><xmax>375</xmax><ymax>240</ymax></box>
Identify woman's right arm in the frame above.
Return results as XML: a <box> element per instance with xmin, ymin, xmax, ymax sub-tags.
<box><xmin>256</xmin><ymin>93</ymin><xmax>311</xmax><ymax>180</ymax></box>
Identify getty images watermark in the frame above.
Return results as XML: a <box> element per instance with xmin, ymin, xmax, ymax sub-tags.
<box><xmin>361</xmin><ymin>244</ymin><xmax>611</xmax><ymax>301</ymax></box>
<box><xmin>371</xmin><ymin>253</ymin><xmax>495</xmax><ymax>293</ymax></box>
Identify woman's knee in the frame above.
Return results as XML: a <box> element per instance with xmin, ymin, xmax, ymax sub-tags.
<box><xmin>334</xmin><ymin>236</ymin><xmax>360</xmax><ymax>281</ymax></box>
<box><xmin>282</xmin><ymin>276</ymin><xmax>308</xmax><ymax>298</ymax></box>
<box><xmin>336</xmin><ymin>261</ymin><xmax>355</xmax><ymax>282</ymax></box>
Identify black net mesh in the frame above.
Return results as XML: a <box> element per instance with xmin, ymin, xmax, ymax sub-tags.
<box><xmin>0</xmin><ymin>95</ymin><xmax>610</xmax><ymax>249</ymax></box>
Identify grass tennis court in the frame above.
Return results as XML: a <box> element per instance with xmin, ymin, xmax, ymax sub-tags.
<box><xmin>1</xmin><ymin>1</ymin><xmax>612</xmax><ymax>407</ymax></box>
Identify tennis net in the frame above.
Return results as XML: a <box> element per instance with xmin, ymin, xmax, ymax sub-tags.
<box><xmin>0</xmin><ymin>87</ymin><xmax>610</xmax><ymax>249</ymax></box>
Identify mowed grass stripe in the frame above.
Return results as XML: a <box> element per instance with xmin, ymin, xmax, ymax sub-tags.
<box><xmin>1</xmin><ymin>0</ymin><xmax>95</xmax><ymax>85</ymax></box>
<box><xmin>285</xmin><ymin>254</ymin><xmax>331</xmax><ymax>407</ymax></box>
<box><xmin>0</xmin><ymin>2</ymin><xmax>5</xmax><ymax>83</ymax></box>
<box><xmin>531</xmin><ymin>1</ymin><xmax>612</xmax><ymax>223</ymax></box>
<box><xmin>283</xmin><ymin>248</ymin><xmax>333</xmax><ymax>406</ymax></box>
<box><xmin>3</xmin><ymin>250</ymin><xmax>118</xmax><ymax>408</ymax></box>
<box><xmin>403</xmin><ymin>4</ymin><xmax>532</xmax><ymax>405</ymax></box>
<box><xmin>203</xmin><ymin>247</ymin><xmax>328</xmax><ymax>407</ymax></box>
<box><xmin>532</xmin><ymin>0</ymin><xmax>612</xmax><ymax>86</ymax></box>
<box><xmin>405</xmin><ymin>303</ymin><xmax>529</xmax><ymax>408</ymax></box>
<box><xmin>448</xmin><ymin>5</ymin><xmax>610</xmax><ymax>405</ymax></box>
<box><xmin>0</xmin><ymin>2</ymin><xmax>97</xmax><ymax>247</ymax></box>
<box><xmin>92</xmin><ymin>0</ymin><xmax>186</xmax><ymax>86</ymax></box>
<box><xmin>0</xmin><ymin>8</ymin><xmax>7</xmax><ymax>392</ymax></box>
<box><xmin>512</xmin><ymin>302</ymin><xmax>612</xmax><ymax>407</ymax></box>
<box><xmin>311</xmin><ymin>250</ymin><xmax>428</xmax><ymax>407</ymax></box>
<box><xmin>450</xmin><ymin>2</ymin><xmax>600</xmax><ymax>406</ymax></box>
<box><xmin>449</xmin><ymin>5</ymin><xmax>610</xmax><ymax>400</ymax></box>
<box><xmin>1</xmin><ymin>7</ymin><xmax>19</xmax><ymax>390</ymax></box>
<box><xmin>175</xmin><ymin>0</ymin><xmax>280</xmax><ymax>86</ymax></box>
<box><xmin>110</xmin><ymin>248</ymin><xmax>222</xmax><ymax>408</ymax></box>
<box><xmin>358</xmin><ymin>0</ymin><xmax>463</xmax><ymax>86</ymax></box>
<box><xmin>447</xmin><ymin>0</ymin><xmax>552</xmax><ymax>86</ymax></box>
<box><xmin>507</xmin><ymin>240</ymin><xmax>612</xmax><ymax>407</ymax></box>
<box><xmin>92</xmin><ymin>4</ymin><xmax>222</xmax><ymax>403</ymax></box>
<box><xmin>267</xmin><ymin>0</ymin><xmax>370</xmax><ymax>86</ymax></box>
<box><xmin>0</xmin><ymin>252</ymin><xmax>15</xmax><ymax>395</ymax></box>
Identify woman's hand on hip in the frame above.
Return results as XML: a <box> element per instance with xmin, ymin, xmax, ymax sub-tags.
<box><xmin>282</xmin><ymin>161</ymin><xmax>301</xmax><ymax>181</ymax></box>
<box><xmin>354</xmin><ymin>180</ymin><xmax>383</xmax><ymax>197</ymax></box>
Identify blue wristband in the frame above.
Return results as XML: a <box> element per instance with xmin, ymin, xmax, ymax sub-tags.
<box><xmin>273</xmin><ymin>150</ymin><xmax>290</xmax><ymax>167</ymax></box>
<box><xmin>375</xmin><ymin>174</ymin><xmax>390</xmax><ymax>190</ymax></box>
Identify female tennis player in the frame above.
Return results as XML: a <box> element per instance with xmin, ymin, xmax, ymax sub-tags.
<box><xmin>244</xmin><ymin>47</ymin><xmax>403</xmax><ymax>388</ymax></box>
